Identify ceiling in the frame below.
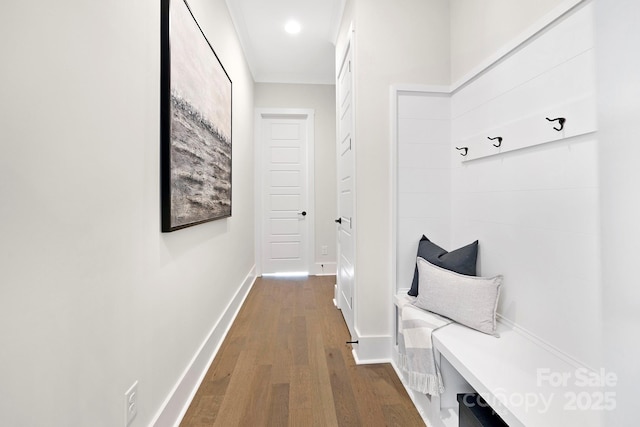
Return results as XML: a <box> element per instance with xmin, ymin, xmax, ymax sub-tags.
<box><xmin>225</xmin><ymin>0</ymin><xmax>346</xmax><ymax>85</ymax></box>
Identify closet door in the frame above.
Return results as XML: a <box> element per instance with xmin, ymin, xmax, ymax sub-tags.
<box><xmin>259</xmin><ymin>112</ymin><xmax>314</xmax><ymax>275</ymax></box>
<box><xmin>336</xmin><ymin>37</ymin><xmax>356</xmax><ymax>339</ymax></box>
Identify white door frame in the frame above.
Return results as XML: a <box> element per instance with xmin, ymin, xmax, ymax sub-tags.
<box><xmin>254</xmin><ymin>108</ymin><xmax>315</xmax><ymax>276</ymax></box>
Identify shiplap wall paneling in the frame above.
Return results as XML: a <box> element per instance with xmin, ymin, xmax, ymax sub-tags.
<box><xmin>450</xmin><ymin>2</ymin><xmax>602</xmax><ymax>368</ymax></box>
<box><xmin>395</xmin><ymin>91</ymin><xmax>451</xmax><ymax>293</ymax></box>
<box><xmin>452</xmin><ymin>2</ymin><xmax>596</xmax><ymax>162</ymax></box>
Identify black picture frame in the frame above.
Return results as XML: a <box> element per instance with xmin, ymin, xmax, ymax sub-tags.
<box><xmin>161</xmin><ymin>0</ymin><xmax>232</xmax><ymax>232</ymax></box>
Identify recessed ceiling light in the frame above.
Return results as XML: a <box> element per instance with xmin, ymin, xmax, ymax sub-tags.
<box><xmin>284</xmin><ymin>20</ymin><xmax>301</xmax><ymax>35</ymax></box>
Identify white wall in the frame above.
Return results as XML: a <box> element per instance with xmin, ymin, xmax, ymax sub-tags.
<box><xmin>0</xmin><ymin>0</ymin><xmax>255</xmax><ymax>425</ymax></box>
<box><xmin>450</xmin><ymin>0</ymin><xmax>568</xmax><ymax>83</ymax></box>
<box><xmin>336</xmin><ymin>0</ymin><xmax>450</xmax><ymax>347</ymax></box>
<box><xmin>254</xmin><ymin>83</ymin><xmax>337</xmax><ymax>273</ymax></box>
<box><xmin>595</xmin><ymin>0</ymin><xmax>640</xmax><ymax>424</ymax></box>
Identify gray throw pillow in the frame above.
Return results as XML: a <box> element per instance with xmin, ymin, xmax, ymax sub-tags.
<box><xmin>408</xmin><ymin>236</ymin><xmax>478</xmax><ymax>296</ymax></box>
<box><xmin>413</xmin><ymin>257</ymin><xmax>502</xmax><ymax>336</ymax></box>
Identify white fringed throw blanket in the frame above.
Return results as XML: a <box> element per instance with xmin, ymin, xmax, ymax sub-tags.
<box><xmin>398</xmin><ymin>303</ymin><xmax>452</xmax><ymax>396</ymax></box>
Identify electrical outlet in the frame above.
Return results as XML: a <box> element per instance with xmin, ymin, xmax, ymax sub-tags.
<box><xmin>321</xmin><ymin>245</ymin><xmax>328</xmax><ymax>255</ymax></box>
<box><xmin>124</xmin><ymin>381</ymin><xmax>138</xmax><ymax>426</ymax></box>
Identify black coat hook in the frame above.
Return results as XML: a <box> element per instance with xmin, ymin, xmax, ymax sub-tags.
<box><xmin>546</xmin><ymin>117</ymin><xmax>566</xmax><ymax>131</ymax></box>
<box><xmin>487</xmin><ymin>136</ymin><xmax>502</xmax><ymax>147</ymax></box>
<box><xmin>455</xmin><ymin>146</ymin><xmax>468</xmax><ymax>157</ymax></box>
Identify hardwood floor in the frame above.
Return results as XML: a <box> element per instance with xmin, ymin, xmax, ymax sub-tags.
<box><xmin>179</xmin><ymin>275</ymin><xmax>424</xmax><ymax>427</ymax></box>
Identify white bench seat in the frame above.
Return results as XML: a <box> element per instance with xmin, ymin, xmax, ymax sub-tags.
<box><xmin>394</xmin><ymin>294</ymin><xmax>603</xmax><ymax>427</ymax></box>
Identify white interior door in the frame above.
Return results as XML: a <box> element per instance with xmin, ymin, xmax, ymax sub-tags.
<box><xmin>336</xmin><ymin>40</ymin><xmax>356</xmax><ymax>338</ymax></box>
<box><xmin>259</xmin><ymin>111</ymin><xmax>314</xmax><ymax>275</ymax></box>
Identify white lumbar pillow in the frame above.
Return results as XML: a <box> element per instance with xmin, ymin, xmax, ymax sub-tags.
<box><xmin>414</xmin><ymin>257</ymin><xmax>502</xmax><ymax>337</ymax></box>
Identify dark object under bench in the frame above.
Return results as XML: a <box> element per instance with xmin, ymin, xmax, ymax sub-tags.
<box><xmin>457</xmin><ymin>393</ymin><xmax>509</xmax><ymax>427</ymax></box>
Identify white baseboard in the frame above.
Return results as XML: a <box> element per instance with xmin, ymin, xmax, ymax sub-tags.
<box><xmin>150</xmin><ymin>266</ymin><xmax>257</xmax><ymax>427</ymax></box>
<box><xmin>314</xmin><ymin>262</ymin><xmax>336</xmax><ymax>276</ymax></box>
<box><xmin>351</xmin><ymin>333</ymin><xmax>393</xmax><ymax>364</ymax></box>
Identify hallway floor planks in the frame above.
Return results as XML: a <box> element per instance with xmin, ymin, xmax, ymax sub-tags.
<box><xmin>180</xmin><ymin>275</ymin><xmax>423</xmax><ymax>427</ymax></box>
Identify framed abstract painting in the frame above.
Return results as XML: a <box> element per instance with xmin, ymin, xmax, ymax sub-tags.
<box><xmin>161</xmin><ymin>0</ymin><xmax>232</xmax><ymax>232</ymax></box>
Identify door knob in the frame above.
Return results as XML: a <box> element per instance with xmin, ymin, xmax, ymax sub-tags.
<box><xmin>299</xmin><ymin>211</ymin><xmax>307</xmax><ymax>216</ymax></box>
<box><xmin>335</xmin><ymin>218</ymin><xmax>342</xmax><ymax>224</ymax></box>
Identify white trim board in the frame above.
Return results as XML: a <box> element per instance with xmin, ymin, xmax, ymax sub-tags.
<box><xmin>496</xmin><ymin>314</ymin><xmax>596</xmax><ymax>372</ymax></box>
<box><xmin>351</xmin><ymin>328</ymin><xmax>393</xmax><ymax>364</ymax></box>
<box><xmin>391</xmin><ymin>84</ymin><xmax>450</xmax><ymax>95</ymax></box>
<box><xmin>390</xmin><ymin>1</ymin><xmax>589</xmax><ymax>95</ymax></box>
<box><xmin>150</xmin><ymin>267</ymin><xmax>257</xmax><ymax>427</ymax></box>
<box><xmin>451</xmin><ymin>0</ymin><xmax>588</xmax><ymax>92</ymax></box>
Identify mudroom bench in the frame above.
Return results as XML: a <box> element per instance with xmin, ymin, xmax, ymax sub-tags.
<box><xmin>393</xmin><ymin>294</ymin><xmax>602</xmax><ymax>427</ymax></box>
